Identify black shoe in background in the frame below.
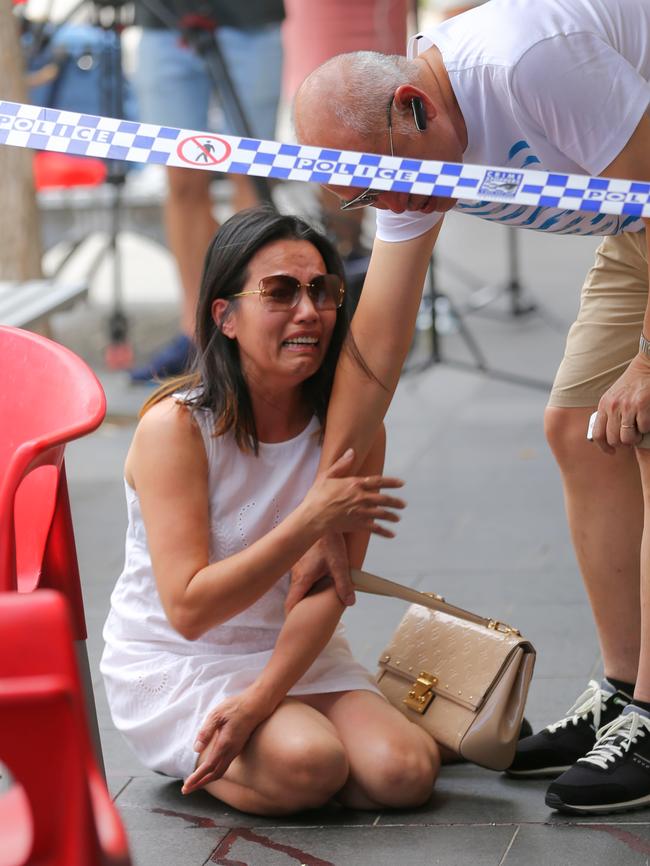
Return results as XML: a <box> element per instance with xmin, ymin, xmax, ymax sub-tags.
<box><xmin>546</xmin><ymin>707</ymin><xmax>650</xmax><ymax>814</ymax></box>
<box><xmin>505</xmin><ymin>680</ymin><xmax>630</xmax><ymax>779</ymax></box>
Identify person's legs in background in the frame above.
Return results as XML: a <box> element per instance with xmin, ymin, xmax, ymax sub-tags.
<box><xmin>216</xmin><ymin>22</ymin><xmax>283</xmax><ymax>213</ymax></box>
<box><xmin>509</xmin><ymin>231</ymin><xmax>650</xmax><ymax>813</ymax></box>
<box><xmin>165</xmin><ymin>167</ymin><xmax>217</xmax><ymax>340</ymax></box>
<box><xmin>131</xmin><ymin>22</ymin><xmax>283</xmax><ymax>382</ymax></box>
<box><xmin>544</xmin><ymin>234</ymin><xmax>650</xmax><ymax>813</ymax></box>
<box><xmin>543</xmin><ymin>235</ymin><xmax>648</xmax><ymax>698</ymax></box>
<box><xmin>131</xmin><ymin>28</ymin><xmax>213</xmax><ymax>380</ymax></box>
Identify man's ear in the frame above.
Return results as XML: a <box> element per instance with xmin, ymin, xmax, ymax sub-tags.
<box><xmin>393</xmin><ymin>85</ymin><xmax>436</xmax><ymax>129</ymax></box>
<box><xmin>212</xmin><ymin>298</ymin><xmax>235</xmax><ymax>339</ymax></box>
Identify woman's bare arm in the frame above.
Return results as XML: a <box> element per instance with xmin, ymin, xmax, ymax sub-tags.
<box><xmin>128</xmin><ymin>400</ymin><xmax>401</xmax><ymax>640</ymax></box>
<box><xmin>236</xmin><ymin>425</ymin><xmax>387</xmax><ymax>714</ymax></box>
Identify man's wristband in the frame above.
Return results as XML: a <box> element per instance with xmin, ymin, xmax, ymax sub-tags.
<box><xmin>640</xmin><ymin>334</ymin><xmax>650</xmax><ymax>358</ymax></box>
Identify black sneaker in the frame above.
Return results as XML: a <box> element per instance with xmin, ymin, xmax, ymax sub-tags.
<box><xmin>546</xmin><ymin>706</ymin><xmax>650</xmax><ymax>814</ymax></box>
<box><xmin>505</xmin><ymin>680</ymin><xmax>630</xmax><ymax>778</ymax></box>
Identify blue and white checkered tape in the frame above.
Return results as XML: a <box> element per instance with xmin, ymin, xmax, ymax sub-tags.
<box><xmin>2</xmin><ymin>100</ymin><xmax>650</xmax><ymax>218</ymax></box>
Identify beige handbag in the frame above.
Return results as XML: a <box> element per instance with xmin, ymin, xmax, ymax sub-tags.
<box><xmin>351</xmin><ymin>568</ymin><xmax>536</xmax><ymax>771</ymax></box>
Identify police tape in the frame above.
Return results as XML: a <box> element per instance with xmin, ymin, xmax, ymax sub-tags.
<box><xmin>2</xmin><ymin>99</ymin><xmax>650</xmax><ymax>218</ymax></box>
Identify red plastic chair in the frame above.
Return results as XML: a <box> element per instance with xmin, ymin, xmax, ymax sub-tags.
<box><xmin>33</xmin><ymin>152</ymin><xmax>108</xmax><ymax>191</ymax></box>
<box><xmin>0</xmin><ymin>590</ymin><xmax>131</xmax><ymax>866</ymax></box>
<box><xmin>0</xmin><ymin>325</ymin><xmax>107</xmax><ymax>773</ymax></box>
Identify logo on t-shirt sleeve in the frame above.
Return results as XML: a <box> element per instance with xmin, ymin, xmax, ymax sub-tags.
<box><xmin>478</xmin><ymin>169</ymin><xmax>524</xmax><ymax>198</ymax></box>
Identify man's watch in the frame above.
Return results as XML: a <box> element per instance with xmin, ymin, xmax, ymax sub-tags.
<box><xmin>640</xmin><ymin>334</ymin><xmax>650</xmax><ymax>357</ymax></box>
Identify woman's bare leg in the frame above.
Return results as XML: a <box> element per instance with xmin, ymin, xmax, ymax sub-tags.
<box><xmin>302</xmin><ymin>690</ymin><xmax>440</xmax><ymax>810</ymax></box>
<box><xmin>200</xmin><ymin>698</ymin><xmax>349</xmax><ymax>816</ymax></box>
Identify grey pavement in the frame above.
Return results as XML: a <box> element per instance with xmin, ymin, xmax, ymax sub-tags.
<box><xmin>46</xmin><ymin>203</ymin><xmax>650</xmax><ymax>865</ymax></box>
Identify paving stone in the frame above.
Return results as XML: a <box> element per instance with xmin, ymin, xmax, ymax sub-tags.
<box><xmin>115</xmin><ymin>790</ymin><xmax>228</xmax><ymax>866</ymax></box>
<box><xmin>507</xmin><ymin>602</ymin><xmax>600</xmax><ymax>679</ymax></box>
<box><xmin>503</xmin><ymin>823</ymin><xmax>650</xmax><ymax>866</ymax></box>
<box><xmin>115</xmin><ymin>775</ymin><xmax>379</xmax><ymax>837</ymax></box>
<box><xmin>107</xmin><ymin>774</ymin><xmax>133</xmax><ymax>800</ymax></box>
<box><xmin>99</xmin><ymin>727</ymin><xmax>159</xmax><ymax>779</ymax></box>
<box><xmin>214</xmin><ymin>824</ymin><xmax>515</xmax><ymax>866</ymax></box>
<box><xmin>376</xmin><ymin>763</ymin><xmax>550</xmax><ymax>826</ymax></box>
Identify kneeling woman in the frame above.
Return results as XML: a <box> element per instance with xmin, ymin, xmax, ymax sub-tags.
<box><xmin>101</xmin><ymin>207</ymin><xmax>440</xmax><ymax>815</ymax></box>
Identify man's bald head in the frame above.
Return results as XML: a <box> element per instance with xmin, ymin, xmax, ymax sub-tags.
<box><xmin>294</xmin><ymin>51</ymin><xmax>424</xmax><ymax>151</ymax></box>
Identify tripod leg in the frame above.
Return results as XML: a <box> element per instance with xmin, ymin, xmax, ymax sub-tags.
<box><xmin>427</xmin><ymin>261</ymin><xmax>442</xmax><ymax>364</ymax></box>
<box><xmin>507</xmin><ymin>228</ymin><xmax>536</xmax><ymax>317</ymax></box>
<box><xmin>96</xmin><ymin>13</ymin><xmax>133</xmax><ymax>369</ymax></box>
<box><xmin>104</xmin><ymin>181</ymin><xmax>134</xmax><ymax>370</ymax></box>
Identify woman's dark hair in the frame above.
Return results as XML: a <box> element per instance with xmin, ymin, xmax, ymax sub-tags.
<box><xmin>142</xmin><ymin>205</ymin><xmax>366</xmax><ymax>452</ymax></box>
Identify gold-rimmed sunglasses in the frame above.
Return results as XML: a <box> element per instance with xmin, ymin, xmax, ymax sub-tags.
<box><xmin>232</xmin><ymin>273</ymin><xmax>345</xmax><ymax>311</ymax></box>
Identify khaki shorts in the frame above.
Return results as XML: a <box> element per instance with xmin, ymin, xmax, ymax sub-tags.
<box><xmin>549</xmin><ymin>230</ymin><xmax>648</xmax><ymax>408</ymax></box>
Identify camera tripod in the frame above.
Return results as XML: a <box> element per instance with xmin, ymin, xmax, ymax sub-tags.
<box><xmin>405</xmin><ymin>247</ymin><xmax>552</xmax><ymax>391</ymax></box>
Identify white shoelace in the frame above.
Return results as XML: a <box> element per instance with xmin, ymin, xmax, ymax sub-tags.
<box><xmin>579</xmin><ymin>710</ymin><xmax>650</xmax><ymax>770</ymax></box>
<box><xmin>546</xmin><ymin>680</ymin><xmax>609</xmax><ymax>734</ymax></box>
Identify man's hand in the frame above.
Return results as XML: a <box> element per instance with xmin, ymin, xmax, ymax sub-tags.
<box><xmin>286</xmin><ymin>530</ymin><xmax>354</xmax><ymax>613</ymax></box>
<box><xmin>592</xmin><ymin>354</ymin><xmax>650</xmax><ymax>453</ymax></box>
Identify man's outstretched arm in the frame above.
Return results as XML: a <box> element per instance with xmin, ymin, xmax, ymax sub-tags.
<box><xmin>284</xmin><ymin>221</ymin><xmax>442</xmax><ymax>611</ymax></box>
<box><xmin>321</xmin><ymin>220</ymin><xmax>443</xmax><ymax>472</ymax></box>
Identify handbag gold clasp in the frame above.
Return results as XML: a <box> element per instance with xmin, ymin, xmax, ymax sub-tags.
<box><xmin>487</xmin><ymin>619</ymin><xmax>521</xmax><ymax>636</ymax></box>
<box><xmin>404</xmin><ymin>671</ymin><xmax>438</xmax><ymax>714</ymax></box>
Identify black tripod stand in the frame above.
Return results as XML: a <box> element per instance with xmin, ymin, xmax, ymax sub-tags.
<box><xmin>405</xmin><ymin>249</ymin><xmax>551</xmax><ymax>391</ymax></box>
<box><xmin>24</xmin><ymin>0</ymin><xmax>137</xmax><ymax>368</ymax></box>
<box><xmin>437</xmin><ymin>227</ymin><xmax>537</xmax><ymax>319</ymax></box>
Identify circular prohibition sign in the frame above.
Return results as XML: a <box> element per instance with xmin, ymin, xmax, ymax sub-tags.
<box><xmin>176</xmin><ymin>134</ymin><xmax>231</xmax><ymax>167</ymax></box>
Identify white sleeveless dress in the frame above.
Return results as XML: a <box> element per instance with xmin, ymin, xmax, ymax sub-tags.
<box><xmin>101</xmin><ymin>405</ymin><xmax>379</xmax><ymax>779</ymax></box>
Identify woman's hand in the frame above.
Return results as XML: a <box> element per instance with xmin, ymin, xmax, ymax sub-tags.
<box><xmin>182</xmin><ymin>689</ymin><xmax>266</xmax><ymax>795</ymax></box>
<box><xmin>286</xmin><ymin>531</ymin><xmax>353</xmax><ymax>613</ymax></box>
<box><xmin>301</xmin><ymin>448</ymin><xmax>405</xmax><ymax>538</ymax></box>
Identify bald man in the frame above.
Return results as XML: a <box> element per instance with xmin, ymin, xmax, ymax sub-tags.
<box><xmin>290</xmin><ymin>0</ymin><xmax>650</xmax><ymax>817</ymax></box>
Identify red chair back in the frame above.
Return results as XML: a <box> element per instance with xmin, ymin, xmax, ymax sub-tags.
<box><xmin>0</xmin><ymin>591</ymin><xmax>131</xmax><ymax>866</ymax></box>
<box><xmin>0</xmin><ymin>326</ymin><xmax>106</xmax><ymax>637</ymax></box>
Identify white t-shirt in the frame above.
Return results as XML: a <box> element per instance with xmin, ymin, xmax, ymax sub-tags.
<box><xmin>376</xmin><ymin>0</ymin><xmax>650</xmax><ymax>242</ymax></box>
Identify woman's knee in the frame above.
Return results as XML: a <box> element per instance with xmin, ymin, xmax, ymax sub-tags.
<box><xmin>272</xmin><ymin>733</ymin><xmax>350</xmax><ymax>810</ymax></box>
<box><xmin>362</xmin><ymin>735</ymin><xmax>439</xmax><ymax>808</ymax></box>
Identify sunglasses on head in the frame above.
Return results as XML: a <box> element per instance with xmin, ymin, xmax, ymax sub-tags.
<box><xmin>232</xmin><ymin>273</ymin><xmax>345</xmax><ymax>312</ymax></box>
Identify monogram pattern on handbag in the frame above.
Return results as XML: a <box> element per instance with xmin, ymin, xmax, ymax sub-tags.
<box><xmin>351</xmin><ymin>569</ymin><xmax>536</xmax><ymax>771</ymax></box>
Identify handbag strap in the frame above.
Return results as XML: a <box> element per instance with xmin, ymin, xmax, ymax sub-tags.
<box><xmin>351</xmin><ymin>568</ymin><xmax>515</xmax><ymax>632</ymax></box>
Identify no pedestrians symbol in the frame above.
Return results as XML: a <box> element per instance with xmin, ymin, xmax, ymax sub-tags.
<box><xmin>177</xmin><ymin>134</ymin><xmax>231</xmax><ymax>166</ymax></box>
